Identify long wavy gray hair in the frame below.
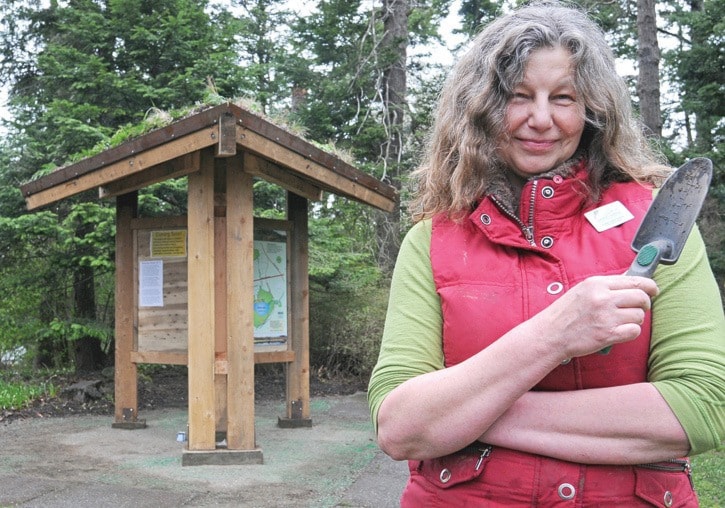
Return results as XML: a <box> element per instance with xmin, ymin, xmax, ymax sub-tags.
<box><xmin>411</xmin><ymin>1</ymin><xmax>668</xmax><ymax>221</ymax></box>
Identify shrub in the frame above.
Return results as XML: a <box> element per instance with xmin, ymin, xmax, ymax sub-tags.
<box><xmin>0</xmin><ymin>377</ymin><xmax>57</xmax><ymax>410</ymax></box>
<box><xmin>309</xmin><ymin>282</ymin><xmax>389</xmax><ymax>380</ymax></box>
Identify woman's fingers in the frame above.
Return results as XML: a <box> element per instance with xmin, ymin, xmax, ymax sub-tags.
<box><xmin>543</xmin><ymin>275</ymin><xmax>659</xmax><ymax>358</ymax></box>
<box><xmin>611</xmin><ymin>275</ymin><xmax>660</xmax><ymax>298</ymax></box>
<box><xmin>608</xmin><ymin>307</ymin><xmax>647</xmax><ymax>342</ymax></box>
<box><xmin>613</xmin><ymin>288</ymin><xmax>653</xmax><ymax>313</ymax></box>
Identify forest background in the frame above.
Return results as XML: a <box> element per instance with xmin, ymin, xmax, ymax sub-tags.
<box><xmin>0</xmin><ymin>0</ymin><xmax>722</xmax><ymax>489</ymax></box>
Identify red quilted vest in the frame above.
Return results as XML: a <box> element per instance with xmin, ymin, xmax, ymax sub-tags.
<box><xmin>400</xmin><ymin>167</ymin><xmax>698</xmax><ymax>507</ymax></box>
<box><xmin>432</xmin><ymin>167</ymin><xmax>653</xmax><ymax>388</ymax></box>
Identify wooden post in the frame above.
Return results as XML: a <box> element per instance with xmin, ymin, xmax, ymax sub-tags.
<box><xmin>183</xmin><ymin>152</ymin><xmax>262</xmax><ymax>466</ymax></box>
<box><xmin>279</xmin><ymin>192</ymin><xmax>311</xmax><ymax>427</ymax></box>
<box><xmin>186</xmin><ymin>149</ymin><xmax>216</xmax><ymax>450</ymax></box>
<box><xmin>112</xmin><ymin>192</ymin><xmax>145</xmax><ymax>428</ymax></box>
<box><xmin>214</xmin><ymin>161</ymin><xmax>228</xmax><ymax>435</ymax></box>
<box><xmin>214</xmin><ymin>215</ymin><xmax>228</xmax><ymax>434</ymax></box>
<box><xmin>226</xmin><ymin>155</ymin><xmax>258</xmax><ymax>452</ymax></box>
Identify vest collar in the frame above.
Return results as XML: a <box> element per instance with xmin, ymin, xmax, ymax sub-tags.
<box><xmin>483</xmin><ymin>157</ymin><xmax>587</xmax><ymax>215</ymax></box>
<box><xmin>469</xmin><ymin>160</ymin><xmax>591</xmax><ymax>249</ymax></box>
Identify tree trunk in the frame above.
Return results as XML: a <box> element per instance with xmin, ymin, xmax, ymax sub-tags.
<box><xmin>73</xmin><ymin>222</ymin><xmax>105</xmax><ymax>373</ymax></box>
<box><xmin>34</xmin><ymin>293</ymin><xmax>67</xmax><ymax>369</ymax></box>
<box><xmin>636</xmin><ymin>0</ymin><xmax>662</xmax><ymax>137</ymax></box>
<box><xmin>377</xmin><ymin>0</ymin><xmax>408</xmax><ymax>274</ymax></box>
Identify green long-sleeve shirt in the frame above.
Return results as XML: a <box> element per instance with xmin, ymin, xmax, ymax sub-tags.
<box><xmin>368</xmin><ymin>219</ymin><xmax>725</xmax><ymax>455</ymax></box>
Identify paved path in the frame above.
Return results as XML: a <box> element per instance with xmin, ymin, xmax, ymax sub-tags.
<box><xmin>0</xmin><ymin>392</ymin><xmax>408</xmax><ymax>507</ymax></box>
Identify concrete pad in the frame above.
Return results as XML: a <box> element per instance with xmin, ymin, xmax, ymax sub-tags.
<box><xmin>0</xmin><ymin>392</ymin><xmax>408</xmax><ymax>507</ymax></box>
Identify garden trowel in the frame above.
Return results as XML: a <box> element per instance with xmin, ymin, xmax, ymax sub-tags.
<box><xmin>600</xmin><ymin>157</ymin><xmax>713</xmax><ymax>354</ymax></box>
<box><xmin>626</xmin><ymin>157</ymin><xmax>713</xmax><ymax>278</ymax></box>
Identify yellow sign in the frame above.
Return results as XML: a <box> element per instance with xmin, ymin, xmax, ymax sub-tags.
<box><xmin>150</xmin><ymin>230</ymin><xmax>187</xmax><ymax>257</ymax></box>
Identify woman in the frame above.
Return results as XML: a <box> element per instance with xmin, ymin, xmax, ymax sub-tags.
<box><xmin>368</xmin><ymin>2</ymin><xmax>725</xmax><ymax>506</ymax></box>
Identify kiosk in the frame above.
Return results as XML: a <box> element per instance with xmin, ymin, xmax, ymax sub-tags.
<box><xmin>20</xmin><ymin>103</ymin><xmax>397</xmax><ymax>465</ymax></box>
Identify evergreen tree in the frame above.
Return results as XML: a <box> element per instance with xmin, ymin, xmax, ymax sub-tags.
<box><xmin>0</xmin><ymin>0</ymin><xmax>242</xmax><ymax>371</ymax></box>
<box><xmin>232</xmin><ymin>0</ymin><xmax>294</xmax><ymax>115</ymax></box>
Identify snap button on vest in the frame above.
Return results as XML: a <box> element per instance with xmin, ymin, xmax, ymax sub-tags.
<box><xmin>547</xmin><ymin>282</ymin><xmax>564</xmax><ymax>295</ymax></box>
<box><xmin>541</xmin><ymin>186</ymin><xmax>555</xmax><ymax>199</ymax></box>
<box><xmin>480</xmin><ymin>213</ymin><xmax>491</xmax><ymax>226</ymax></box>
<box><xmin>541</xmin><ymin>236</ymin><xmax>554</xmax><ymax>248</ymax></box>
<box><xmin>439</xmin><ymin>468</ymin><xmax>452</xmax><ymax>483</ymax></box>
<box><xmin>558</xmin><ymin>483</ymin><xmax>576</xmax><ymax>500</ymax></box>
<box><xmin>553</xmin><ymin>175</ymin><xmax>564</xmax><ymax>184</ymax></box>
<box><xmin>561</xmin><ymin>357</ymin><xmax>571</xmax><ymax>365</ymax></box>
<box><xmin>664</xmin><ymin>491</ymin><xmax>673</xmax><ymax>507</ymax></box>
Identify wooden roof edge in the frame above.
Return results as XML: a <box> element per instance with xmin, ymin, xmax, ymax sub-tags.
<box><xmin>228</xmin><ymin>104</ymin><xmax>397</xmax><ymax>202</ymax></box>
<box><xmin>19</xmin><ymin>102</ymin><xmax>398</xmax><ymax>209</ymax></box>
<box><xmin>20</xmin><ymin>104</ymin><xmax>228</xmax><ymax>197</ymax></box>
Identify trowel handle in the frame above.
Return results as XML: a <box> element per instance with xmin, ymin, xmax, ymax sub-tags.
<box><xmin>599</xmin><ymin>240</ymin><xmax>668</xmax><ymax>355</ymax></box>
<box><xmin>625</xmin><ymin>241</ymin><xmax>668</xmax><ymax>279</ymax></box>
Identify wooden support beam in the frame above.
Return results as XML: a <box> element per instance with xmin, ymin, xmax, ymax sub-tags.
<box><xmin>186</xmin><ymin>149</ymin><xmax>217</xmax><ymax>451</ymax></box>
<box><xmin>25</xmin><ymin>127</ymin><xmax>217</xmax><ymax>210</ymax></box>
<box><xmin>226</xmin><ymin>155</ymin><xmax>256</xmax><ymax>450</ymax></box>
<box><xmin>253</xmin><ymin>350</ymin><xmax>295</xmax><ymax>364</ymax></box>
<box><xmin>280</xmin><ymin>192</ymin><xmax>311</xmax><ymax>427</ymax></box>
<box><xmin>129</xmin><ymin>350</ymin><xmax>295</xmax><ymax>366</ymax></box>
<box><xmin>243</xmin><ymin>152</ymin><xmax>323</xmax><ymax>203</ymax></box>
<box><xmin>130</xmin><ymin>350</ymin><xmax>186</xmax><ymax>365</ymax></box>
<box><xmin>214</xmin><ymin>217</ymin><xmax>228</xmax><ymax>433</ymax></box>
<box><xmin>130</xmin><ymin>215</ymin><xmax>187</xmax><ymax>230</ymax></box>
<box><xmin>99</xmin><ymin>152</ymin><xmax>200</xmax><ymax>199</ymax></box>
<box><xmin>236</xmin><ymin>125</ymin><xmax>395</xmax><ymax>212</ymax></box>
<box><xmin>112</xmin><ymin>192</ymin><xmax>145</xmax><ymax>428</ymax></box>
<box><xmin>216</xmin><ymin>111</ymin><xmax>237</xmax><ymax>157</ymax></box>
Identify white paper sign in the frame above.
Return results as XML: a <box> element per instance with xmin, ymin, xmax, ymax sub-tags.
<box><xmin>139</xmin><ymin>260</ymin><xmax>164</xmax><ymax>307</ymax></box>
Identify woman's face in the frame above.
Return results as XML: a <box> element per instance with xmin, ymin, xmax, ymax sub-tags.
<box><xmin>498</xmin><ymin>46</ymin><xmax>586</xmax><ymax>178</ymax></box>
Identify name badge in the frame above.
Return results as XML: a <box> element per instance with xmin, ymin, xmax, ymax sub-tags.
<box><xmin>584</xmin><ymin>201</ymin><xmax>634</xmax><ymax>232</ymax></box>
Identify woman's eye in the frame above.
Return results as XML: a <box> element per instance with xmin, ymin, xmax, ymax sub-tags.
<box><xmin>553</xmin><ymin>94</ymin><xmax>575</xmax><ymax>104</ymax></box>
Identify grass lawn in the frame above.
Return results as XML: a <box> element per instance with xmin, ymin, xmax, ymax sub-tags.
<box><xmin>692</xmin><ymin>448</ymin><xmax>725</xmax><ymax>507</ymax></box>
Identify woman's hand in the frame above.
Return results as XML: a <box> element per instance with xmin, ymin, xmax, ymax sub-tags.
<box><xmin>535</xmin><ymin>275</ymin><xmax>659</xmax><ymax>360</ymax></box>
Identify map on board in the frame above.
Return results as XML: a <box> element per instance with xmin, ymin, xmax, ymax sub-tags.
<box><xmin>253</xmin><ymin>240</ymin><xmax>287</xmax><ymax>340</ymax></box>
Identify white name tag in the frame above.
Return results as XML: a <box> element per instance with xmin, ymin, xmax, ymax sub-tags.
<box><xmin>584</xmin><ymin>201</ymin><xmax>634</xmax><ymax>232</ymax></box>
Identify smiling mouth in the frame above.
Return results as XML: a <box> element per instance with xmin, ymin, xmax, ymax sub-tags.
<box><xmin>518</xmin><ymin>138</ymin><xmax>557</xmax><ymax>152</ymax></box>
<box><xmin>525</xmin><ymin>138</ymin><xmax>556</xmax><ymax>143</ymax></box>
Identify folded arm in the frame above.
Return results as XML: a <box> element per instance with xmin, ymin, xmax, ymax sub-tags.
<box><xmin>481</xmin><ymin>383</ymin><xmax>689</xmax><ymax>464</ymax></box>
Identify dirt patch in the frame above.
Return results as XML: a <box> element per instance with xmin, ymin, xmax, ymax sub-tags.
<box><xmin>1</xmin><ymin>364</ymin><xmax>368</xmax><ymax>425</ymax></box>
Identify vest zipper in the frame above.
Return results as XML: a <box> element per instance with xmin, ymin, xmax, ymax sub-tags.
<box><xmin>490</xmin><ymin>180</ymin><xmax>538</xmax><ymax>247</ymax></box>
<box><xmin>638</xmin><ymin>459</ymin><xmax>694</xmax><ymax>488</ymax></box>
<box><xmin>475</xmin><ymin>445</ymin><xmax>492</xmax><ymax>471</ymax></box>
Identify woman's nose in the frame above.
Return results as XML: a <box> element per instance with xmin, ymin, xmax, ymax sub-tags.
<box><xmin>527</xmin><ymin>99</ymin><xmax>554</xmax><ymax>129</ymax></box>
